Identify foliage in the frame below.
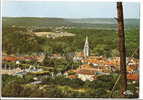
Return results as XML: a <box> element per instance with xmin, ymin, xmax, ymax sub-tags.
<box><xmin>42</xmin><ymin>55</ymin><xmax>80</xmax><ymax>73</ymax></box>
<box><xmin>33</xmin><ymin>28</ymin><xmax>52</xmax><ymax>32</ymax></box>
<box><xmin>2</xmin><ymin>23</ymin><xmax>139</xmax><ymax>58</ymax></box>
<box><xmin>2</xmin><ymin>74</ymin><xmax>139</xmax><ymax>98</ymax></box>
<box><xmin>2</xmin><ymin>26</ymin><xmax>46</xmax><ymax>54</ymax></box>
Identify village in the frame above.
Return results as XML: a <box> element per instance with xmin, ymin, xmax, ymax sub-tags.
<box><xmin>1</xmin><ymin>1</ymin><xmax>141</xmax><ymax>97</ymax></box>
<box><xmin>1</xmin><ymin>36</ymin><xmax>139</xmax><ymax>83</ymax></box>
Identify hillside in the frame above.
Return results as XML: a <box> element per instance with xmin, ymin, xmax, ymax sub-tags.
<box><xmin>2</xmin><ymin>17</ymin><xmax>139</xmax><ymax>57</ymax></box>
<box><xmin>2</xmin><ymin>17</ymin><xmax>139</xmax><ymax>29</ymax></box>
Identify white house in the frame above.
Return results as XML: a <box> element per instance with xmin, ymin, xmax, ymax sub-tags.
<box><xmin>77</xmin><ymin>74</ymin><xmax>95</xmax><ymax>81</ymax></box>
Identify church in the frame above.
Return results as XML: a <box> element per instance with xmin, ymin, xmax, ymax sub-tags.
<box><xmin>73</xmin><ymin>36</ymin><xmax>90</xmax><ymax>62</ymax></box>
<box><xmin>83</xmin><ymin>36</ymin><xmax>89</xmax><ymax>58</ymax></box>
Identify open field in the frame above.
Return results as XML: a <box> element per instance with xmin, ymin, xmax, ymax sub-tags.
<box><xmin>33</xmin><ymin>31</ymin><xmax>75</xmax><ymax>38</ymax></box>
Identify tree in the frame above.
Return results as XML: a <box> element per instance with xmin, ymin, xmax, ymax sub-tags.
<box><xmin>93</xmin><ymin>44</ymin><xmax>107</xmax><ymax>56</ymax></box>
<box><xmin>111</xmin><ymin>49</ymin><xmax>119</xmax><ymax>57</ymax></box>
<box><xmin>2</xmin><ymin>81</ymin><xmax>23</xmax><ymax>97</ymax></box>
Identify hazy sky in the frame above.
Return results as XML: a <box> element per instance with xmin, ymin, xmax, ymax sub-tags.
<box><xmin>2</xmin><ymin>1</ymin><xmax>140</xmax><ymax>18</ymax></box>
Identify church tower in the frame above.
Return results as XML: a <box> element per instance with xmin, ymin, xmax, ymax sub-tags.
<box><xmin>83</xmin><ymin>36</ymin><xmax>89</xmax><ymax>58</ymax></box>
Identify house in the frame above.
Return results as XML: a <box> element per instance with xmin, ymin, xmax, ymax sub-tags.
<box><xmin>68</xmin><ymin>75</ymin><xmax>77</xmax><ymax>79</ymax></box>
<box><xmin>64</xmin><ymin>72</ymin><xmax>68</xmax><ymax>76</ymax></box>
<box><xmin>3</xmin><ymin>56</ymin><xmax>17</xmax><ymax>62</ymax></box>
<box><xmin>76</xmin><ymin>69</ymin><xmax>96</xmax><ymax>81</ymax></box>
<box><xmin>68</xmin><ymin>62</ymin><xmax>113</xmax><ymax>81</ymax></box>
<box><xmin>50</xmin><ymin>54</ymin><xmax>64</xmax><ymax>59</ymax></box>
<box><xmin>74</xmin><ymin>64</ymin><xmax>100</xmax><ymax>81</ymax></box>
<box><xmin>24</xmin><ymin>65</ymin><xmax>42</xmax><ymax>73</ymax></box>
<box><xmin>16</xmin><ymin>61</ymin><xmax>20</xmax><ymax>64</ymax></box>
<box><xmin>14</xmin><ymin>71</ymin><xmax>27</xmax><ymax>77</ymax></box>
<box><xmin>81</xmin><ymin>56</ymin><xmax>105</xmax><ymax>65</ymax></box>
<box><xmin>77</xmin><ymin>73</ymin><xmax>95</xmax><ymax>81</ymax></box>
<box><xmin>73</xmin><ymin>52</ymin><xmax>84</xmax><ymax>62</ymax></box>
<box><xmin>3</xmin><ymin>56</ymin><xmax>37</xmax><ymax>63</ymax></box>
<box><xmin>127</xmin><ymin>73</ymin><xmax>139</xmax><ymax>81</ymax></box>
<box><xmin>36</xmin><ymin>55</ymin><xmax>45</xmax><ymax>63</ymax></box>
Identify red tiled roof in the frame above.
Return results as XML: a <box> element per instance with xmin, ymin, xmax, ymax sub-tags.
<box><xmin>127</xmin><ymin>65</ymin><xmax>138</xmax><ymax>71</ymax></box>
<box><xmin>3</xmin><ymin>56</ymin><xmax>38</xmax><ymax>61</ymax></box>
<box><xmin>80</xmin><ymin>64</ymin><xmax>93</xmax><ymax>68</ymax></box>
<box><xmin>81</xmin><ymin>57</ymin><xmax>120</xmax><ymax>68</ymax></box>
<box><xmin>3</xmin><ymin>56</ymin><xmax>17</xmax><ymax>61</ymax></box>
<box><xmin>127</xmin><ymin>74</ymin><xmax>139</xmax><ymax>80</ymax></box>
<box><xmin>77</xmin><ymin>69</ymin><xmax>96</xmax><ymax>75</ymax></box>
<box><xmin>68</xmin><ymin>75</ymin><xmax>77</xmax><ymax>79</ymax></box>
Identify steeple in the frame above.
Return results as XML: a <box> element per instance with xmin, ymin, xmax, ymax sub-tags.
<box><xmin>83</xmin><ymin>36</ymin><xmax>89</xmax><ymax>58</ymax></box>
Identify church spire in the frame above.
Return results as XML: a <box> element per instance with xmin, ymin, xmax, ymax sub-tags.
<box><xmin>83</xmin><ymin>36</ymin><xmax>89</xmax><ymax>58</ymax></box>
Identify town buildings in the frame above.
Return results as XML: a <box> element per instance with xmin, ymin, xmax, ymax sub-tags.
<box><xmin>1</xmin><ymin>36</ymin><xmax>139</xmax><ymax>82</ymax></box>
<box><xmin>67</xmin><ymin>36</ymin><xmax>139</xmax><ymax>81</ymax></box>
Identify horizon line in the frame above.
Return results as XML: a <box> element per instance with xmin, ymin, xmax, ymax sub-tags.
<box><xmin>2</xmin><ymin>16</ymin><xmax>140</xmax><ymax>19</ymax></box>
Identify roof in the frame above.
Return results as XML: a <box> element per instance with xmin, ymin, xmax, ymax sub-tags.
<box><xmin>52</xmin><ymin>54</ymin><xmax>61</xmax><ymax>57</ymax></box>
<box><xmin>74</xmin><ymin>52</ymin><xmax>84</xmax><ymax>57</ymax></box>
<box><xmin>3</xmin><ymin>56</ymin><xmax>18</xmax><ymax>61</ymax></box>
<box><xmin>127</xmin><ymin>73</ymin><xmax>139</xmax><ymax>80</ymax></box>
<box><xmin>77</xmin><ymin>69</ymin><xmax>96</xmax><ymax>75</ymax></box>
<box><xmin>80</xmin><ymin>64</ymin><xmax>94</xmax><ymax>69</ymax></box>
<box><xmin>75</xmin><ymin>64</ymin><xmax>103</xmax><ymax>75</ymax></box>
<box><xmin>3</xmin><ymin>56</ymin><xmax>38</xmax><ymax>61</ymax></box>
<box><xmin>68</xmin><ymin>75</ymin><xmax>77</xmax><ymax>79</ymax></box>
<box><xmin>81</xmin><ymin>57</ymin><xmax>120</xmax><ymax>68</ymax></box>
<box><xmin>127</xmin><ymin>65</ymin><xmax>138</xmax><ymax>71</ymax></box>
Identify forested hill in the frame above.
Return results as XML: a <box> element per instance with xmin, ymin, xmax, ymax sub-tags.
<box><xmin>2</xmin><ymin>17</ymin><xmax>139</xmax><ymax>57</ymax></box>
<box><xmin>2</xmin><ymin>17</ymin><xmax>139</xmax><ymax>29</ymax></box>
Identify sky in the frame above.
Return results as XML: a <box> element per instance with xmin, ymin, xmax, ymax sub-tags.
<box><xmin>2</xmin><ymin>1</ymin><xmax>140</xmax><ymax>18</ymax></box>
